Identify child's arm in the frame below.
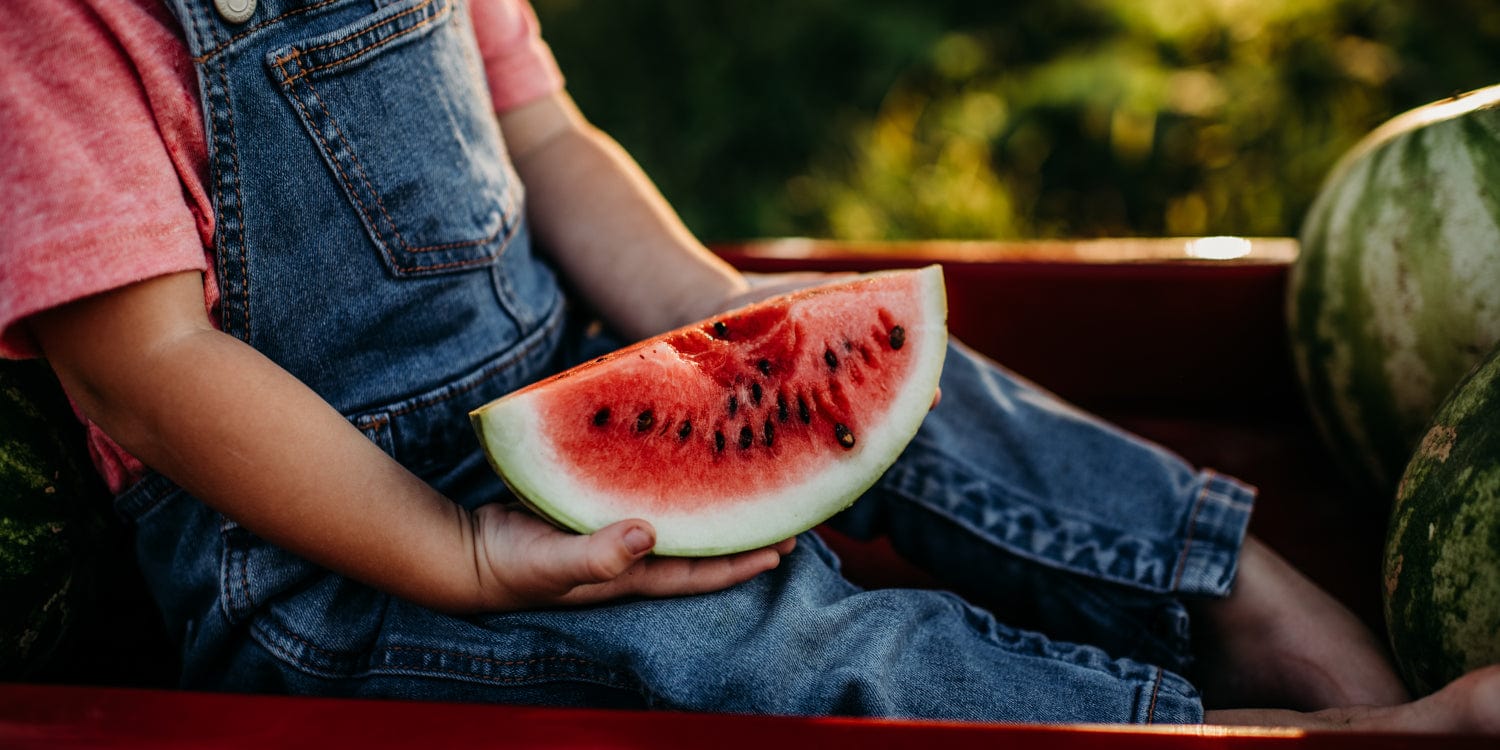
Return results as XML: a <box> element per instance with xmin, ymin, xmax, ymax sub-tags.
<box><xmin>500</xmin><ymin>92</ymin><xmax>758</xmax><ymax>339</ymax></box>
<box><xmin>30</xmin><ymin>272</ymin><xmax>789</xmax><ymax>613</ymax></box>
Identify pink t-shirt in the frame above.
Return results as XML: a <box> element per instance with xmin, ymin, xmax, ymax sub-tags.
<box><xmin>0</xmin><ymin>0</ymin><xmax>565</xmax><ymax>492</ymax></box>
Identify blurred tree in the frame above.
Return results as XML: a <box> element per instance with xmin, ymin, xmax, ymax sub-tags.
<box><xmin>533</xmin><ymin>0</ymin><xmax>1500</xmax><ymax>243</ymax></box>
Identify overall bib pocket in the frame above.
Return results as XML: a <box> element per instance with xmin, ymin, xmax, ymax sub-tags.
<box><xmin>267</xmin><ymin>0</ymin><xmax>522</xmax><ymax>277</ymax></box>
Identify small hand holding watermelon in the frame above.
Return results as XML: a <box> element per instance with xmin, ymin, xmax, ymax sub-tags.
<box><xmin>465</xmin><ymin>501</ymin><xmax>797</xmax><ymax>608</ymax></box>
<box><xmin>471</xmin><ymin>266</ymin><xmax>948</xmax><ymax>556</ymax></box>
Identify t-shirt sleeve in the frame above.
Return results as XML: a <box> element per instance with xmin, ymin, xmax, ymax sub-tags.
<box><xmin>0</xmin><ymin>0</ymin><xmax>207</xmax><ymax>360</ymax></box>
<box><xmin>470</xmin><ymin>0</ymin><xmax>567</xmax><ymax>113</ymax></box>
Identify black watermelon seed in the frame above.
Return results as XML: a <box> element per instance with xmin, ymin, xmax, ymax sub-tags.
<box><xmin>635</xmin><ymin>410</ymin><xmax>655</xmax><ymax>432</ymax></box>
<box><xmin>757</xmin><ymin>358</ymin><xmax>772</xmax><ymax>376</ymax></box>
<box><xmin>824</xmin><ymin>349</ymin><xmax>838</xmax><ymax>370</ymax></box>
<box><xmin>889</xmin><ymin>325</ymin><xmax>906</xmax><ymax>350</ymax></box>
<box><xmin>834</xmin><ymin>423</ymin><xmax>856</xmax><ymax>449</ymax></box>
<box><xmin>592</xmin><ymin>407</ymin><xmax>611</xmax><ymax>427</ymax></box>
<box><xmin>713</xmin><ymin>321</ymin><xmax>729</xmax><ymax>339</ymax></box>
<box><xmin>678</xmin><ymin>420</ymin><xmax>693</xmax><ymax>440</ymax></box>
<box><xmin>797</xmin><ymin>395</ymin><xmax>811</xmax><ymax>424</ymax></box>
<box><xmin>728</xmin><ymin>394</ymin><xmax>739</xmax><ymax>417</ymax></box>
<box><xmin>776</xmin><ymin>393</ymin><xmax>789</xmax><ymax>423</ymax></box>
<box><xmin>750</xmin><ymin>382</ymin><xmax>763</xmax><ymax>406</ymax></box>
<box><xmin>714</xmin><ymin>430</ymin><xmax>726</xmax><ymax>453</ymax></box>
<box><xmin>738</xmin><ymin>425</ymin><xmax>753</xmax><ymax>450</ymax></box>
<box><xmin>763</xmin><ymin>418</ymin><xmax>775</xmax><ymax>447</ymax></box>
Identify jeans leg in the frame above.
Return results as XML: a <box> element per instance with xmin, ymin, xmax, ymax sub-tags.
<box><xmin>830</xmin><ymin>341</ymin><xmax>1254</xmax><ymax>672</ymax></box>
<box><xmin>229</xmin><ymin>533</ymin><xmax>1201</xmax><ymax>724</ymax></box>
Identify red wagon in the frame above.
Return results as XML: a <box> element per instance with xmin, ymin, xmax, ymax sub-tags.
<box><xmin>2</xmin><ymin>239</ymin><xmax>1488</xmax><ymax>748</ymax></box>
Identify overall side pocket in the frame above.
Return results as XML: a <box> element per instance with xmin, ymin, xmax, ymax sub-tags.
<box><xmin>267</xmin><ymin>0</ymin><xmax>522</xmax><ymax>277</ymax></box>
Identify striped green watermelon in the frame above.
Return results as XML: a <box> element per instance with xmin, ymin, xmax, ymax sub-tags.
<box><xmin>1382</xmin><ymin>342</ymin><xmax>1500</xmax><ymax>696</ymax></box>
<box><xmin>1</xmin><ymin>359</ymin><xmax>106</xmax><ymax>678</ymax></box>
<box><xmin>1290</xmin><ymin>84</ymin><xmax>1500</xmax><ymax>500</ymax></box>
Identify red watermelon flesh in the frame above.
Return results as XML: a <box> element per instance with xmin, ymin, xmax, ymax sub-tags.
<box><xmin>471</xmin><ymin>266</ymin><xmax>948</xmax><ymax>556</ymax></box>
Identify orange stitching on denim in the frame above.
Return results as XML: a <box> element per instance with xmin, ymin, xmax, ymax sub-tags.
<box><xmin>359</xmin><ymin>414</ymin><xmax>390</xmax><ymax>430</ymax></box>
<box><xmin>217</xmin><ymin>62</ymin><xmax>251</xmax><ymax>339</ymax></box>
<box><xmin>267</xmin><ymin>2</ymin><xmax>506</xmax><ymax>273</ymax></box>
<box><xmin>193</xmin><ymin>0</ymin><xmax>344</xmax><ymax>64</ymax></box>
<box><xmin>300</xmin><ymin>78</ymin><xmax>414</xmax><ymax>254</ymax></box>
<box><xmin>276</xmin><ymin>0</ymin><xmax>450</xmax><ymax>86</ymax></box>
<box><xmin>381</xmin><ymin>646</ymin><xmax>626</xmax><ymax>686</ymax></box>
<box><xmin>408</xmin><ymin>232</ymin><xmax>499</xmax><ymax>253</ymax></box>
<box><xmin>297</xmin><ymin>0</ymin><xmax>438</xmax><ymax>60</ymax></box>
<box><xmin>1145</xmin><ymin>667</ymin><xmax>1163</xmax><ymax>723</ymax></box>
<box><xmin>259</xmin><ymin>632</ymin><xmax>619</xmax><ymax>686</ymax></box>
<box><xmin>297</xmin><ymin>70</ymin><xmax>511</xmax><ymax>270</ymax></box>
<box><xmin>276</xmin><ymin>61</ymin><xmax>402</xmax><ymax>272</ymax></box>
<box><xmin>1170</xmin><ymin>477</ymin><xmax>1212</xmax><ymax>591</ymax></box>
<box><xmin>281</xmin><ymin>0</ymin><xmax>438</xmax><ymax>62</ymax></box>
<box><xmin>386</xmin><ymin>645</ymin><xmax>597</xmax><ymax>670</ymax></box>
<box><xmin>285</xmin><ymin>8</ymin><xmax>448</xmax><ymax>84</ymax></box>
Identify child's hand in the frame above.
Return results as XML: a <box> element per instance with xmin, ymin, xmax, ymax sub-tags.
<box><xmin>469</xmin><ymin>503</ymin><xmax>795</xmax><ymax>610</ymax></box>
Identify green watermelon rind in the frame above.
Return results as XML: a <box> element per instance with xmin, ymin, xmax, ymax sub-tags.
<box><xmin>1</xmin><ymin>360</ymin><xmax>108</xmax><ymax>678</ymax></box>
<box><xmin>472</xmin><ymin>267</ymin><xmax>949</xmax><ymax>557</ymax></box>
<box><xmin>1290</xmin><ymin>83</ymin><xmax>1500</xmax><ymax>500</ymax></box>
<box><xmin>1383</xmin><ymin>343</ymin><xmax>1500</xmax><ymax>697</ymax></box>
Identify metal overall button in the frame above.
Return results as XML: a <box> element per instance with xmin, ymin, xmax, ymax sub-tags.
<box><xmin>215</xmin><ymin>0</ymin><xmax>255</xmax><ymax>24</ymax></box>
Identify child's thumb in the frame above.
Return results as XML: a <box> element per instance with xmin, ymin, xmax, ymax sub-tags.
<box><xmin>568</xmin><ymin>521</ymin><xmax>655</xmax><ymax>585</ymax></box>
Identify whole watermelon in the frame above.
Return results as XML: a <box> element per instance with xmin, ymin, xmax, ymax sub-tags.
<box><xmin>1383</xmin><ymin>342</ymin><xmax>1500</xmax><ymax>696</ymax></box>
<box><xmin>1290</xmin><ymin>84</ymin><xmax>1500</xmax><ymax>501</ymax></box>
<box><xmin>0</xmin><ymin>359</ymin><xmax>107</xmax><ymax>678</ymax></box>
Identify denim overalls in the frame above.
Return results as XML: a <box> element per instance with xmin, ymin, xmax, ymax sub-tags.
<box><xmin>117</xmin><ymin>0</ymin><xmax>1254</xmax><ymax>723</ymax></box>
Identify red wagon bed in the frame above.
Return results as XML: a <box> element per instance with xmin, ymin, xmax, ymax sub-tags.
<box><xmin>2</xmin><ymin>239</ymin><xmax>1487</xmax><ymax>748</ymax></box>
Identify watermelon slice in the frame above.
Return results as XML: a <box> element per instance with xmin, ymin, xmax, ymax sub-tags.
<box><xmin>470</xmin><ymin>266</ymin><xmax>948</xmax><ymax>556</ymax></box>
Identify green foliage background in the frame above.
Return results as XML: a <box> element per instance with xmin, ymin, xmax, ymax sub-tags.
<box><xmin>533</xmin><ymin>0</ymin><xmax>1500</xmax><ymax>243</ymax></box>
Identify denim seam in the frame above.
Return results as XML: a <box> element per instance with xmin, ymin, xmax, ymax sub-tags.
<box><xmin>193</xmin><ymin>0</ymin><xmax>344</xmax><ymax>64</ymax></box>
<box><xmin>219</xmin><ymin>522</ymin><xmax>252</xmax><ymax>624</ymax></box>
<box><xmin>274</xmin><ymin>70</ymin><xmax>397</xmax><ymax>269</ymax></box>
<box><xmin>283</xmin><ymin>0</ymin><xmax>435</xmax><ymax>59</ymax></box>
<box><xmin>217</xmin><ymin>61</ymin><xmax>251</xmax><ymax>340</ymax></box>
<box><xmin>1169</xmin><ymin>479</ymin><xmax>1210</xmax><ymax>592</ymax></box>
<box><xmin>274</xmin><ymin>66</ymin><xmax>511</xmax><ymax>273</ymax></box>
<box><xmin>1171</xmin><ymin>471</ymin><xmax>1254</xmax><ymax>596</ymax></box>
<box><xmin>298</xmin><ymin>76</ymin><xmax>515</xmax><ymax>258</ymax></box>
<box><xmin>250</xmin><ymin>619</ymin><xmax>635</xmax><ymax>690</ymax></box>
<box><xmin>383</xmin><ymin>645</ymin><xmax>633</xmax><ymax>689</ymax></box>
<box><xmin>1145</xmin><ymin>666</ymin><xmax>1162</xmax><ymax>723</ymax></box>
<box><xmin>113</xmin><ymin>471</ymin><xmax>178</xmax><ymax>523</ymax></box>
<box><xmin>880</xmin><ymin>461</ymin><xmax>1181</xmax><ymax>594</ymax></box>
<box><xmin>300</xmin><ymin>76</ymin><xmax>411</xmax><ymax>251</ymax></box>
<box><xmin>374</xmin><ymin>297</ymin><xmax>561</xmax><ymax>420</ymax></box>
<box><xmin>277</xmin><ymin>0</ymin><xmax>449</xmax><ymax>83</ymax></box>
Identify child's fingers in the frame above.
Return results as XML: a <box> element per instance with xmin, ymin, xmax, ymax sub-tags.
<box><xmin>556</xmin><ymin>542</ymin><xmax>786</xmax><ymax>606</ymax></box>
<box><xmin>481</xmin><ymin>507</ymin><xmax>795</xmax><ymax>608</ymax></box>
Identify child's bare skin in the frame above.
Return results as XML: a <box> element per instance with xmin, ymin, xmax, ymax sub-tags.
<box><xmin>1195</xmin><ymin>535</ymin><xmax>1500</xmax><ymax>732</ymax></box>
<box><xmin>1206</xmin><ymin>665</ymin><xmax>1500</xmax><ymax>733</ymax></box>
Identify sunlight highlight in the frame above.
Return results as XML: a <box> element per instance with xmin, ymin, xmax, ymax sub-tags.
<box><xmin>1185</xmin><ymin>236</ymin><xmax>1253</xmax><ymax>260</ymax></box>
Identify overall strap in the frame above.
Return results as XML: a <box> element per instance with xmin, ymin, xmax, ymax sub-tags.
<box><xmin>159</xmin><ymin>0</ymin><xmax>272</xmax><ymax>341</ymax></box>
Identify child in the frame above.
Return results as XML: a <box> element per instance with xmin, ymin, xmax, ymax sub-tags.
<box><xmin>2</xmin><ymin>0</ymin><xmax>1497</xmax><ymax>731</ymax></box>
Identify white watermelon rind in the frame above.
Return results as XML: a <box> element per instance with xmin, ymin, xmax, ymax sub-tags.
<box><xmin>471</xmin><ymin>266</ymin><xmax>948</xmax><ymax>557</ymax></box>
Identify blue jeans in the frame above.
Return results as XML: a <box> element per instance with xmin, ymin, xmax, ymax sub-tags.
<box><xmin>128</xmin><ymin>0</ymin><xmax>1253</xmax><ymax>724</ymax></box>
